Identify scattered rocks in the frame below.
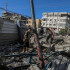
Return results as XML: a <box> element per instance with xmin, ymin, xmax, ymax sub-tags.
<box><xmin>27</xmin><ymin>64</ymin><xmax>40</xmax><ymax>70</ymax></box>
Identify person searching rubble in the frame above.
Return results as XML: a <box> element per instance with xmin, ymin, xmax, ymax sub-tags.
<box><xmin>22</xmin><ymin>27</ymin><xmax>32</xmax><ymax>53</ymax></box>
<box><xmin>46</xmin><ymin>28</ymin><xmax>54</xmax><ymax>44</ymax></box>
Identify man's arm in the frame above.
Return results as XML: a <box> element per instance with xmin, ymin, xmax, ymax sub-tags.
<box><xmin>51</xmin><ymin>29</ymin><xmax>54</xmax><ymax>38</ymax></box>
<box><xmin>23</xmin><ymin>34</ymin><xmax>26</xmax><ymax>42</ymax></box>
<box><xmin>49</xmin><ymin>28</ymin><xmax>54</xmax><ymax>37</ymax></box>
<box><xmin>23</xmin><ymin>31</ymin><xmax>27</xmax><ymax>42</ymax></box>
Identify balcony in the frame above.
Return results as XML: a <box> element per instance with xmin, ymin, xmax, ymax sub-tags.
<box><xmin>59</xmin><ymin>27</ymin><xmax>65</xmax><ymax>29</ymax></box>
<box><xmin>42</xmin><ymin>16</ymin><xmax>47</xmax><ymax>19</ymax></box>
<box><xmin>41</xmin><ymin>21</ymin><xmax>47</xmax><ymax>23</ymax></box>
<box><xmin>59</xmin><ymin>22</ymin><xmax>66</xmax><ymax>24</ymax></box>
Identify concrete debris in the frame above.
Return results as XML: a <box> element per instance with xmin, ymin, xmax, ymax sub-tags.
<box><xmin>0</xmin><ymin>35</ymin><xmax>70</xmax><ymax>70</ymax></box>
<box><xmin>39</xmin><ymin>35</ymin><xmax>70</xmax><ymax>70</ymax></box>
<box><xmin>64</xmin><ymin>36</ymin><xmax>70</xmax><ymax>44</ymax></box>
<box><xmin>27</xmin><ymin>64</ymin><xmax>40</xmax><ymax>70</ymax></box>
<box><xmin>50</xmin><ymin>55</ymin><xmax>70</xmax><ymax>70</ymax></box>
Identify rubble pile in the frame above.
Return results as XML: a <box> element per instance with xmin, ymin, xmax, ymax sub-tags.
<box><xmin>0</xmin><ymin>42</ymin><xmax>40</xmax><ymax>70</ymax></box>
<box><xmin>64</xmin><ymin>36</ymin><xmax>70</xmax><ymax>44</ymax></box>
<box><xmin>51</xmin><ymin>55</ymin><xmax>70</xmax><ymax>70</ymax></box>
<box><xmin>54</xmin><ymin>36</ymin><xmax>70</xmax><ymax>52</ymax></box>
<box><xmin>0</xmin><ymin>35</ymin><xmax>70</xmax><ymax>70</ymax></box>
<box><xmin>0</xmin><ymin>44</ymin><xmax>30</xmax><ymax>70</ymax></box>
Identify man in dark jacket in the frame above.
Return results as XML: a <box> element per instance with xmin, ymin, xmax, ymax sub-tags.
<box><xmin>22</xmin><ymin>28</ymin><xmax>31</xmax><ymax>53</ymax></box>
<box><xmin>46</xmin><ymin>28</ymin><xmax>54</xmax><ymax>44</ymax></box>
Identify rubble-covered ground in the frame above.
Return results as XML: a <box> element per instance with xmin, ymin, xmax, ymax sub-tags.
<box><xmin>40</xmin><ymin>35</ymin><xmax>70</xmax><ymax>70</ymax></box>
<box><xmin>0</xmin><ymin>35</ymin><xmax>70</xmax><ymax>70</ymax></box>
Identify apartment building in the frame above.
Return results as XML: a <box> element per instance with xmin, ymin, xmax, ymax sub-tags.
<box><xmin>26</xmin><ymin>19</ymin><xmax>41</xmax><ymax>28</ymax></box>
<box><xmin>41</xmin><ymin>12</ymin><xmax>70</xmax><ymax>33</ymax></box>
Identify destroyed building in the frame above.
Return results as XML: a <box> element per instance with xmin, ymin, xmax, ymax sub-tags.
<box><xmin>0</xmin><ymin>11</ymin><xmax>29</xmax><ymax>45</ymax></box>
<box><xmin>41</xmin><ymin>12</ymin><xmax>70</xmax><ymax>34</ymax></box>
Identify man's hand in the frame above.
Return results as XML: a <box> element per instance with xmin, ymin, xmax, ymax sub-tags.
<box><xmin>23</xmin><ymin>34</ymin><xmax>26</xmax><ymax>42</ymax></box>
<box><xmin>23</xmin><ymin>39</ymin><xmax>25</xmax><ymax>42</ymax></box>
<box><xmin>52</xmin><ymin>35</ymin><xmax>53</xmax><ymax>38</ymax></box>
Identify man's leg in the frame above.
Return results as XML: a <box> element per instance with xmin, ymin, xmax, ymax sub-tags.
<box><xmin>25</xmin><ymin>42</ymin><xmax>29</xmax><ymax>53</ymax></box>
<box><xmin>46</xmin><ymin>35</ymin><xmax>48</xmax><ymax>43</ymax></box>
<box><xmin>26</xmin><ymin>47</ymin><xmax>28</xmax><ymax>53</ymax></box>
<box><xmin>47</xmin><ymin>35</ymin><xmax>50</xmax><ymax>43</ymax></box>
<box><xmin>51</xmin><ymin>37</ymin><xmax>53</xmax><ymax>44</ymax></box>
<box><xmin>22</xmin><ymin>47</ymin><xmax>25</xmax><ymax>53</ymax></box>
<box><xmin>22</xmin><ymin>41</ymin><xmax>26</xmax><ymax>53</ymax></box>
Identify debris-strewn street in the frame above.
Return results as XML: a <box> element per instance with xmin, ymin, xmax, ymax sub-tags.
<box><xmin>0</xmin><ymin>35</ymin><xmax>70</xmax><ymax>70</ymax></box>
<box><xmin>40</xmin><ymin>35</ymin><xmax>70</xmax><ymax>70</ymax></box>
<box><xmin>0</xmin><ymin>0</ymin><xmax>70</xmax><ymax>70</ymax></box>
<box><xmin>40</xmin><ymin>35</ymin><xmax>70</xmax><ymax>52</ymax></box>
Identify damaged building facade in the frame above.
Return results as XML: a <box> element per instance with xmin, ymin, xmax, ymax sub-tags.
<box><xmin>0</xmin><ymin>12</ymin><xmax>28</xmax><ymax>45</ymax></box>
<box><xmin>26</xmin><ymin>19</ymin><xmax>41</xmax><ymax>28</ymax></box>
<box><xmin>41</xmin><ymin>12</ymin><xmax>70</xmax><ymax>33</ymax></box>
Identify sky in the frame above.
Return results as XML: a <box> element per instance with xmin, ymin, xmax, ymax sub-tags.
<box><xmin>0</xmin><ymin>0</ymin><xmax>70</xmax><ymax>19</ymax></box>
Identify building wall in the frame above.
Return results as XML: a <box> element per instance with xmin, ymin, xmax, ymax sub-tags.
<box><xmin>36</xmin><ymin>19</ymin><xmax>41</xmax><ymax>28</ymax></box>
<box><xmin>41</xmin><ymin>12</ymin><xmax>70</xmax><ymax>33</ymax></box>
<box><xmin>26</xmin><ymin>19</ymin><xmax>41</xmax><ymax>28</ymax></box>
<box><xmin>0</xmin><ymin>12</ymin><xmax>30</xmax><ymax>45</ymax></box>
<box><xmin>0</xmin><ymin>18</ymin><xmax>19</xmax><ymax>45</ymax></box>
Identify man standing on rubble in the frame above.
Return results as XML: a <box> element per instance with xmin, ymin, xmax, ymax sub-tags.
<box><xmin>22</xmin><ymin>28</ymin><xmax>31</xmax><ymax>53</ymax></box>
<box><xmin>46</xmin><ymin>28</ymin><xmax>54</xmax><ymax>44</ymax></box>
